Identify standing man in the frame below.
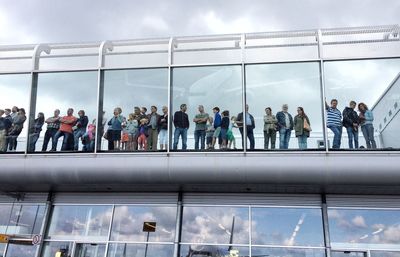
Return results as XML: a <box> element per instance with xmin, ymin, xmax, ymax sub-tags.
<box><xmin>73</xmin><ymin>110</ymin><xmax>89</xmax><ymax>151</ymax></box>
<box><xmin>147</xmin><ymin>106</ymin><xmax>160</xmax><ymax>151</ymax></box>
<box><xmin>276</xmin><ymin>104</ymin><xmax>294</xmax><ymax>149</ymax></box>
<box><xmin>3</xmin><ymin>109</ymin><xmax>13</xmax><ymax>152</ymax></box>
<box><xmin>52</xmin><ymin>108</ymin><xmax>77</xmax><ymax>151</ymax></box>
<box><xmin>342</xmin><ymin>101</ymin><xmax>359</xmax><ymax>149</ymax></box>
<box><xmin>0</xmin><ymin>110</ymin><xmax>7</xmax><ymax>152</ymax></box>
<box><xmin>236</xmin><ymin>104</ymin><xmax>255</xmax><ymax>150</ymax></box>
<box><xmin>42</xmin><ymin>109</ymin><xmax>61</xmax><ymax>151</ymax></box>
<box><xmin>326</xmin><ymin>99</ymin><xmax>342</xmax><ymax>149</ymax></box>
<box><xmin>193</xmin><ymin>105</ymin><xmax>209</xmax><ymax>150</ymax></box>
<box><xmin>173</xmin><ymin>104</ymin><xmax>189</xmax><ymax>150</ymax></box>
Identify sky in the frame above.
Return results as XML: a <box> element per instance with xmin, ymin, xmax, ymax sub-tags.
<box><xmin>0</xmin><ymin>0</ymin><xmax>399</xmax><ymax>45</ymax></box>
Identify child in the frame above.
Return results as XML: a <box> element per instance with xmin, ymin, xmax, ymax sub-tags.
<box><xmin>137</xmin><ymin>118</ymin><xmax>148</xmax><ymax>150</ymax></box>
<box><xmin>82</xmin><ymin>119</ymin><xmax>96</xmax><ymax>152</ymax></box>
<box><xmin>206</xmin><ymin>117</ymin><xmax>215</xmax><ymax>149</ymax></box>
<box><xmin>220</xmin><ymin>110</ymin><xmax>230</xmax><ymax>150</ymax></box>
<box><xmin>126</xmin><ymin>113</ymin><xmax>139</xmax><ymax>151</ymax></box>
<box><xmin>227</xmin><ymin>116</ymin><xmax>237</xmax><ymax>150</ymax></box>
<box><xmin>121</xmin><ymin>117</ymin><xmax>129</xmax><ymax>150</ymax></box>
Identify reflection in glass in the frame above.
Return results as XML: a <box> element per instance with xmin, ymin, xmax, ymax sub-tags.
<box><xmin>0</xmin><ymin>243</ymin><xmax>5</xmax><ymax>257</ymax></box>
<box><xmin>252</xmin><ymin>207</ymin><xmax>324</xmax><ymax>246</ymax></box>
<box><xmin>324</xmin><ymin>59</ymin><xmax>400</xmax><ymax>149</ymax></box>
<box><xmin>371</xmin><ymin>251</ymin><xmax>400</xmax><ymax>257</ymax></box>
<box><xmin>35</xmin><ymin>71</ymin><xmax>98</xmax><ymax>152</ymax></box>
<box><xmin>41</xmin><ymin>242</ymin><xmax>74</xmax><ymax>257</ymax></box>
<box><xmin>252</xmin><ymin>247</ymin><xmax>325</xmax><ymax>257</ymax></box>
<box><xmin>111</xmin><ymin>206</ymin><xmax>176</xmax><ymax>242</ymax></box>
<box><xmin>245</xmin><ymin>63</ymin><xmax>323</xmax><ymax>150</ymax></box>
<box><xmin>328</xmin><ymin>208</ymin><xmax>400</xmax><ymax>249</ymax></box>
<box><xmin>0</xmin><ymin>204</ymin><xmax>46</xmax><ymax>235</ymax></box>
<box><xmin>75</xmin><ymin>243</ymin><xmax>106</xmax><ymax>257</ymax></box>
<box><xmin>46</xmin><ymin>205</ymin><xmax>112</xmax><ymax>240</ymax></box>
<box><xmin>107</xmin><ymin>243</ymin><xmax>174</xmax><ymax>257</ymax></box>
<box><xmin>331</xmin><ymin>251</ymin><xmax>366</xmax><ymax>257</ymax></box>
<box><xmin>181</xmin><ymin>206</ymin><xmax>249</xmax><ymax>244</ymax></box>
<box><xmin>101</xmin><ymin>69</ymin><xmax>168</xmax><ymax>151</ymax></box>
<box><xmin>5</xmin><ymin>244</ymin><xmax>37</xmax><ymax>257</ymax></box>
<box><xmin>179</xmin><ymin>244</ymin><xmax>249</xmax><ymax>257</ymax></box>
<box><xmin>172</xmin><ymin>66</ymin><xmax>243</xmax><ymax>151</ymax></box>
<box><xmin>0</xmin><ymin>74</ymin><xmax>31</xmax><ymax>153</ymax></box>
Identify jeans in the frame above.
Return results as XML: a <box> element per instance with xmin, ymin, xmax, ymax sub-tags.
<box><xmin>74</xmin><ymin>129</ymin><xmax>86</xmax><ymax>151</ymax></box>
<box><xmin>297</xmin><ymin>134</ymin><xmax>308</xmax><ymax>149</ymax></box>
<box><xmin>346</xmin><ymin>126</ymin><xmax>359</xmax><ymax>149</ymax></box>
<box><xmin>28</xmin><ymin>133</ymin><xmax>40</xmax><ymax>152</ymax></box>
<box><xmin>194</xmin><ymin>130</ymin><xmax>206</xmax><ymax>150</ymax></box>
<box><xmin>52</xmin><ymin>131</ymin><xmax>73</xmax><ymax>151</ymax></box>
<box><xmin>173</xmin><ymin>128</ymin><xmax>188</xmax><ymax>150</ymax></box>
<box><xmin>239</xmin><ymin>126</ymin><xmax>255</xmax><ymax>150</ymax></box>
<box><xmin>361</xmin><ymin>124</ymin><xmax>377</xmax><ymax>149</ymax></box>
<box><xmin>328</xmin><ymin>125</ymin><xmax>342</xmax><ymax>149</ymax></box>
<box><xmin>263</xmin><ymin>129</ymin><xmax>276</xmax><ymax>149</ymax></box>
<box><xmin>42</xmin><ymin>128</ymin><xmax>58</xmax><ymax>151</ymax></box>
<box><xmin>279</xmin><ymin>128</ymin><xmax>291</xmax><ymax>149</ymax></box>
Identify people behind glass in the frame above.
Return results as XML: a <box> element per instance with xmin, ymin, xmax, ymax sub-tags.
<box><xmin>173</xmin><ymin>104</ymin><xmax>189</xmax><ymax>150</ymax></box>
<box><xmin>0</xmin><ymin>106</ymin><xmax>27</xmax><ymax>152</ymax></box>
<box><xmin>28</xmin><ymin>112</ymin><xmax>45</xmax><ymax>152</ymax></box>
<box><xmin>193</xmin><ymin>105</ymin><xmax>209</xmax><ymax>150</ymax></box>
<box><xmin>263</xmin><ymin>107</ymin><xmax>277</xmax><ymax>149</ymax></box>
<box><xmin>325</xmin><ymin>99</ymin><xmax>377</xmax><ymax>149</ymax></box>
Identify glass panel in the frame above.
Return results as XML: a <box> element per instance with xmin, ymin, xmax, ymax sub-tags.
<box><xmin>328</xmin><ymin>208</ymin><xmax>400</xmax><ymax>249</ymax></box>
<box><xmin>181</xmin><ymin>206</ymin><xmax>249</xmax><ymax>244</ymax></box>
<box><xmin>107</xmin><ymin>243</ymin><xmax>173</xmax><ymax>257</ymax></box>
<box><xmin>0</xmin><ymin>243</ymin><xmax>5</xmax><ymax>257</ymax></box>
<box><xmin>46</xmin><ymin>205</ymin><xmax>112</xmax><ymax>240</ymax></box>
<box><xmin>179</xmin><ymin>244</ymin><xmax>249</xmax><ymax>257</ymax></box>
<box><xmin>245</xmin><ymin>62</ymin><xmax>323</xmax><ymax>150</ymax></box>
<box><xmin>34</xmin><ymin>71</ymin><xmax>98</xmax><ymax>152</ymax></box>
<box><xmin>252</xmin><ymin>247</ymin><xmax>325</xmax><ymax>257</ymax></box>
<box><xmin>0</xmin><ymin>204</ymin><xmax>46</xmax><ymax>236</ymax></box>
<box><xmin>5</xmin><ymin>244</ymin><xmax>37</xmax><ymax>257</ymax></box>
<box><xmin>41</xmin><ymin>241</ymin><xmax>74</xmax><ymax>257</ymax></box>
<box><xmin>172</xmin><ymin>65</ymin><xmax>243</xmax><ymax>151</ymax></box>
<box><xmin>371</xmin><ymin>251</ymin><xmax>400</xmax><ymax>257</ymax></box>
<box><xmin>0</xmin><ymin>74</ymin><xmax>31</xmax><ymax>153</ymax></box>
<box><xmin>74</xmin><ymin>243</ymin><xmax>105</xmax><ymax>257</ymax></box>
<box><xmin>101</xmin><ymin>68</ymin><xmax>168</xmax><ymax>151</ymax></box>
<box><xmin>111</xmin><ymin>206</ymin><xmax>176</xmax><ymax>242</ymax></box>
<box><xmin>324</xmin><ymin>59</ymin><xmax>400</xmax><ymax>150</ymax></box>
<box><xmin>331</xmin><ymin>251</ymin><xmax>366</xmax><ymax>257</ymax></box>
<box><xmin>252</xmin><ymin>207</ymin><xmax>324</xmax><ymax>247</ymax></box>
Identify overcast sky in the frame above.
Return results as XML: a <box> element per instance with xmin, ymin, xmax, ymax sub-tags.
<box><xmin>0</xmin><ymin>0</ymin><xmax>399</xmax><ymax>45</ymax></box>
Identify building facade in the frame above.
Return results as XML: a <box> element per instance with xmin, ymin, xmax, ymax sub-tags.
<box><xmin>0</xmin><ymin>25</ymin><xmax>400</xmax><ymax>257</ymax></box>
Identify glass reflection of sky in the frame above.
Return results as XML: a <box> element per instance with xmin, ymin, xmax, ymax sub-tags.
<box><xmin>5</xmin><ymin>244</ymin><xmax>37</xmax><ymax>257</ymax></box>
<box><xmin>111</xmin><ymin>205</ymin><xmax>176</xmax><ymax>242</ymax></box>
<box><xmin>329</xmin><ymin>209</ymin><xmax>400</xmax><ymax>249</ymax></box>
<box><xmin>179</xmin><ymin>244</ymin><xmax>249</xmax><ymax>257</ymax></box>
<box><xmin>107</xmin><ymin>243</ymin><xmax>174</xmax><ymax>257</ymax></box>
<box><xmin>0</xmin><ymin>204</ymin><xmax>45</xmax><ymax>235</ymax></box>
<box><xmin>181</xmin><ymin>206</ymin><xmax>249</xmax><ymax>244</ymax></box>
<box><xmin>252</xmin><ymin>208</ymin><xmax>324</xmax><ymax>247</ymax></box>
<box><xmin>46</xmin><ymin>205</ymin><xmax>112</xmax><ymax>240</ymax></box>
<box><xmin>252</xmin><ymin>247</ymin><xmax>326</xmax><ymax>257</ymax></box>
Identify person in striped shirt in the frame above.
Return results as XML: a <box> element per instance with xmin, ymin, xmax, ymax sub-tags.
<box><xmin>325</xmin><ymin>99</ymin><xmax>342</xmax><ymax>149</ymax></box>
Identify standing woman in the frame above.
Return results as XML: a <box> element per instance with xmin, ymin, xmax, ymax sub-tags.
<box><xmin>294</xmin><ymin>107</ymin><xmax>311</xmax><ymax>149</ymax></box>
<box><xmin>358</xmin><ymin>103</ymin><xmax>377</xmax><ymax>149</ymax></box>
<box><xmin>263</xmin><ymin>107</ymin><xmax>278</xmax><ymax>149</ymax></box>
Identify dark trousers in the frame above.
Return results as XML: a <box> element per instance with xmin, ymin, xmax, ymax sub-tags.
<box><xmin>239</xmin><ymin>126</ymin><xmax>255</xmax><ymax>150</ymax></box>
<box><xmin>42</xmin><ymin>128</ymin><xmax>58</xmax><ymax>151</ymax></box>
<box><xmin>52</xmin><ymin>131</ymin><xmax>73</xmax><ymax>151</ymax></box>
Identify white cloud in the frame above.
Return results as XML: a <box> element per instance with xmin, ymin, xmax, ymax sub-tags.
<box><xmin>142</xmin><ymin>16</ymin><xmax>169</xmax><ymax>32</ymax></box>
<box><xmin>351</xmin><ymin>215</ymin><xmax>367</xmax><ymax>228</ymax></box>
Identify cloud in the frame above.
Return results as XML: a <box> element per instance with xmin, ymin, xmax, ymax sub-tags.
<box><xmin>142</xmin><ymin>16</ymin><xmax>169</xmax><ymax>32</ymax></box>
<box><xmin>351</xmin><ymin>215</ymin><xmax>367</xmax><ymax>228</ymax></box>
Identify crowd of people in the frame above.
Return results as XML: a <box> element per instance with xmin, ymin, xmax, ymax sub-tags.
<box><xmin>0</xmin><ymin>99</ymin><xmax>377</xmax><ymax>153</ymax></box>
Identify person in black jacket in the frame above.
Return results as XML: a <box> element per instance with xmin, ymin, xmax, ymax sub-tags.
<box><xmin>236</xmin><ymin>104</ymin><xmax>255</xmax><ymax>149</ymax></box>
<box><xmin>220</xmin><ymin>110</ymin><xmax>230</xmax><ymax>149</ymax></box>
<box><xmin>73</xmin><ymin>110</ymin><xmax>89</xmax><ymax>151</ymax></box>
<box><xmin>173</xmin><ymin>104</ymin><xmax>189</xmax><ymax>150</ymax></box>
<box><xmin>342</xmin><ymin>101</ymin><xmax>359</xmax><ymax>149</ymax></box>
